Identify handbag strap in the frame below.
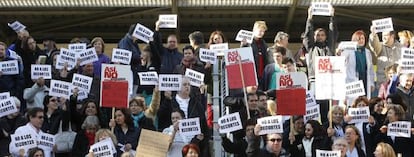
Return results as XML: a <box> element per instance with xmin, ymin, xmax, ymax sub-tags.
<box><xmin>58</xmin><ymin>120</ymin><xmax>63</xmax><ymax>133</ymax></box>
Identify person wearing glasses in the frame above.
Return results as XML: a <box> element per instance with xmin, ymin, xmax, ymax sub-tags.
<box><xmin>41</xmin><ymin>95</ymin><xmax>69</xmax><ymax>135</ymax></box>
<box><xmin>331</xmin><ymin>138</ymin><xmax>348</xmax><ymax>157</ymax></box>
<box><xmin>259</xmin><ymin>133</ymin><xmax>290</xmax><ymax>157</ymax></box>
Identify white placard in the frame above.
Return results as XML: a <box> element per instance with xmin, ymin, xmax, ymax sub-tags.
<box><xmin>316</xmin><ymin>149</ymin><xmax>341</xmax><ymax>157</ymax></box>
<box><xmin>10</xmin><ymin>132</ymin><xmax>37</xmax><ymax>152</ymax></box>
<box><xmin>210</xmin><ymin>43</ymin><xmax>229</xmax><ymax>51</ymax></box>
<box><xmin>179</xmin><ymin>117</ymin><xmax>201</xmax><ymax>137</ymax></box>
<box><xmin>90</xmin><ymin>138</ymin><xmax>116</xmax><ymax>157</ymax></box>
<box><xmin>218</xmin><ymin>112</ymin><xmax>243</xmax><ymax>133</ymax></box>
<box><xmin>399</xmin><ymin>49</ymin><xmax>414</xmax><ymax>73</ymax></box>
<box><xmin>372</xmin><ymin>17</ymin><xmax>394</xmax><ymax>33</ymax></box>
<box><xmin>0</xmin><ymin>60</ymin><xmax>19</xmax><ymax>75</ymax></box>
<box><xmin>306</xmin><ymin>91</ymin><xmax>317</xmax><ymax>107</ymax></box>
<box><xmin>8</xmin><ymin>21</ymin><xmax>26</xmax><ymax>32</ymax></box>
<box><xmin>401</xmin><ymin>48</ymin><xmax>414</xmax><ymax>60</ymax></box>
<box><xmin>257</xmin><ymin>116</ymin><xmax>283</xmax><ymax>135</ymax></box>
<box><xmin>31</xmin><ymin>64</ymin><xmax>52</xmax><ymax>80</ymax></box>
<box><xmin>184</xmin><ymin>69</ymin><xmax>205</xmax><ymax>87</ymax></box>
<box><xmin>132</xmin><ymin>23</ymin><xmax>154</xmax><ymax>43</ymax></box>
<box><xmin>78</xmin><ymin>47</ymin><xmax>99</xmax><ymax>66</ymax></box>
<box><xmin>77</xmin><ymin>90</ymin><xmax>88</xmax><ymax>101</ymax></box>
<box><xmin>49</xmin><ymin>80</ymin><xmax>72</xmax><ymax>99</ymax></box>
<box><xmin>55</xmin><ymin>48</ymin><xmax>77</xmax><ymax>70</ymax></box>
<box><xmin>199</xmin><ymin>48</ymin><xmax>217</xmax><ymax>64</ymax></box>
<box><xmin>387</xmin><ymin>121</ymin><xmax>411</xmax><ymax>138</ymax></box>
<box><xmin>72</xmin><ymin>73</ymin><xmax>93</xmax><ymax>93</ymax></box>
<box><xmin>235</xmin><ymin>30</ymin><xmax>254</xmax><ymax>44</ymax></box>
<box><xmin>158</xmin><ymin>74</ymin><xmax>182</xmax><ymax>91</ymax></box>
<box><xmin>338</xmin><ymin>41</ymin><xmax>357</xmax><ymax>51</ymax></box>
<box><xmin>37</xmin><ymin>132</ymin><xmax>55</xmax><ymax>151</ymax></box>
<box><xmin>304</xmin><ymin>105</ymin><xmax>320</xmax><ymax>123</ymax></box>
<box><xmin>68</xmin><ymin>43</ymin><xmax>87</xmax><ymax>52</ymax></box>
<box><xmin>224</xmin><ymin>47</ymin><xmax>255</xmax><ymax>65</ymax></box>
<box><xmin>345</xmin><ymin>80</ymin><xmax>366</xmax><ymax>97</ymax></box>
<box><xmin>111</xmin><ymin>48</ymin><xmax>132</xmax><ymax>65</ymax></box>
<box><xmin>0</xmin><ymin>92</ymin><xmax>10</xmax><ymax>101</ymax></box>
<box><xmin>138</xmin><ymin>71</ymin><xmax>158</xmax><ymax>85</ymax></box>
<box><xmin>348</xmin><ymin>107</ymin><xmax>370</xmax><ymax>124</ymax></box>
<box><xmin>276</xmin><ymin>72</ymin><xmax>308</xmax><ymax>89</ymax></box>
<box><xmin>0</xmin><ymin>97</ymin><xmax>18</xmax><ymax>118</ymax></box>
<box><xmin>315</xmin><ymin>56</ymin><xmax>346</xmax><ymax>100</ymax></box>
<box><xmin>311</xmin><ymin>2</ymin><xmax>333</xmax><ymax>16</ymax></box>
<box><xmin>101</xmin><ymin>64</ymin><xmax>133</xmax><ymax>95</ymax></box>
<box><xmin>158</xmin><ymin>14</ymin><xmax>177</xmax><ymax>28</ymax></box>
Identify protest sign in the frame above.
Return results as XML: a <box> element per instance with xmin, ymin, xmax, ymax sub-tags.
<box><xmin>218</xmin><ymin>112</ymin><xmax>243</xmax><ymax>134</ymax></box>
<box><xmin>31</xmin><ymin>64</ymin><xmax>52</xmax><ymax>80</ymax></box>
<box><xmin>199</xmin><ymin>48</ymin><xmax>217</xmax><ymax>64</ymax></box>
<box><xmin>338</xmin><ymin>41</ymin><xmax>357</xmax><ymax>51</ymax></box>
<box><xmin>68</xmin><ymin>43</ymin><xmax>86</xmax><ymax>52</ymax></box>
<box><xmin>158</xmin><ymin>14</ymin><xmax>177</xmax><ymax>28</ymax></box>
<box><xmin>0</xmin><ymin>60</ymin><xmax>19</xmax><ymax>75</ymax></box>
<box><xmin>158</xmin><ymin>74</ymin><xmax>182</xmax><ymax>91</ymax></box>
<box><xmin>90</xmin><ymin>138</ymin><xmax>116</xmax><ymax>157</ymax></box>
<box><xmin>179</xmin><ymin>117</ymin><xmax>201</xmax><ymax>137</ymax></box>
<box><xmin>101</xmin><ymin>64</ymin><xmax>133</xmax><ymax>95</ymax></box>
<box><xmin>224</xmin><ymin>47</ymin><xmax>258</xmax><ymax>89</ymax></box>
<box><xmin>306</xmin><ymin>91</ymin><xmax>317</xmax><ymax>107</ymax></box>
<box><xmin>136</xmin><ymin>129</ymin><xmax>170</xmax><ymax>157</ymax></box>
<box><xmin>224</xmin><ymin>47</ymin><xmax>255</xmax><ymax>65</ymax></box>
<box><xmin>257</xmin><ymin>116</ymin><xmax>283</xmax><ymax>135</ymax></box>
<box><xmin>372</xmin><ymin>17</ymin><xmax>393</xmax><ymax>33</ymax></box>
<box><xmin>0</xmin><ymin>92</ymin><xmax>10</xmax><ymax>100</ymax></box>
<box><xmin>0</xmin><ymin>97</ymin><xmax>18</xmax><ymax>118</ymax></box>
<box><xmin>315</xmin><ymin>56</ymin><xmax>346</xmax><ymax>100</ymax></box>
<box><xmin>49</xmin><ymin>80</ymin><xmax>72</xmax><ymax>99</ymax></box>
<box><xmin>210</xmin><ymin>43</ymin><xmax>229</xmax><ymax>51</ymax></box>
<box><xmin>55</xmin><ymin>48</ymin><xmax>77</xmax><ymax>70</ymax></box>
<box><xmin>111</xmin><ymin>48</ymin><xmax>132</xmax><ymax>65</ymax></box>
<box><xmin>311</xmin><ymin>2</ymin><xmax>333</xmax><ymax>16</ymax></box>
<box><xmin>276</xmin><ymin>72</ymin><xmax>308</xmax><ymax>89</ymax></box>
<box><xmin>138</xmin><ymin>71</ymin><xmax>158</xmax><ymax>85</ymax></box>
<box><xmin>316</xmin><ymin>150</ymin><xmax>341</xmax><ymax>157</ymax></box>
<box><xmin>37</xmin><ymin>132</ymin><xmax>55</xmax><ymax>151</ymax></box>
<box><xmin>235</xmin><ymin>30</ymin><xmax>254</xmax><ymax>44</ymax></box>
<box><xmin>399</xmin><ymin>49</ymin><xmax>414</xmax><ymax>73</ymax></box>
<box><xmin>345</xmin><ymin>80</ymin><xmax>366</xmax><ymax>97</ymax></box>
<box><xmin>276</xmin><ymin>88</ymin><xmax>306</xmax><ymax>115</ymax></box>
<box><xmin>348</xmin><ymin>107</ymin><xmax>370</xmax><ymax>124</ymax></box>
<box><xmin>132</xmin><ymin>23</ymin><xmax>154</xmax><ymax>43</ymax></box>
<box><xmin>304</xmin><ymin>105</ymin><xmax>320</xmax><ymax>123</ymax></box>
<box><xmin>72</xmin><ymin>73</ymin><xmax>93</xmax><ymax>93</ymax></box>
<box><xmin>10</xmin><ymin>132</ymin><xmax>37</xmax><ymax>152</ymax></box>
<box><xmin>101</xmin><ymin>80</ymin><xmax>128</xmax><ymax>108</ymax></box>
<box><xmin>185</xmin><ymin>69</ymin><xmax>205</xmax><ymax>87</ymax></box>
<box><xmin>78</xmin><ymin>47</ymin><xmax>98</xmax><ymax>66</ymax></box>
<box><xmin>8</xmin><ymin>21</ymin><xmax>26</xmax><ymax>32</ymax></box>
<box><xmin>387</xmin><ymin>121</ymin><xmax>411</xmax><ymax>138</ymax></box>
<box><xmin>77</xmin><ymin>90</ymin><xmax>88</xmax><ymax>101</ymax></box>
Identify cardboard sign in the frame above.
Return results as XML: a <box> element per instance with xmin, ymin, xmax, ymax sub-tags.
<box><xmin>0</xmin><ymin>60</ymin><xmax>19</xmax><ymax>75</ymax></box>
<box><xmin>311</xmin><ymin>2</ymin><xmax>333</xmax><ymax>16</ymax></box>
<box><xmin>101</xmin><ymin>64</ymin><xmax>133</xmax><ymax>95</ymax></box>
<box><xmin>348</xmin><ymin>107</ymin><xmax>370</xmax><ymax>124</ymax></box>
<box><xmin>0</xmin><ymin>92</ymin><xmax>10</xmax><ymax>100</ymax></box>
<box><xmin>10</xmin><ymin>132</ymin><xmax>37</xmax><ymax>152</ymax></box>
<box><xmin>112</xmin><ymin>48</ymin><xmax>132</xmax><ymax>65</ymax></box>
<box><xmin>199</xmin><ymin>48</ymin><xmax>217</xmax><ymax>64</ymax></box>
<box><xmin>158</xmin><ymin>14</ymin><xmax>177</xmax><ymax>28</ymax></box>
<box><xmin>31</xmin><ymin>64</ymin><xmax>52</xmax><ymax>80</ymax></box>
<box><xmin>387</xmin><ymin>121</ymin><xmax>411</xmax><ymax>138</ymax></box>
<box><xmin>72</xmin><ymin>73</ymin><xmax>93</xmax><ymax>93</ymax></box>
<box><xmin>37</xmin><ymin>132</ymin><xmax>55</xmax><ymax>151</ymax></box>
<box><xmin>0</xmin><ymin>97</ymin><xmax>18</xmax><ymax>118</ymax></box>
<box><xmin>338</xmin><ymin>41</ymin><xmax>357</xmax><ymax>51</ymax></box>
<box><xmin>138</xmin><ymin>71</ymin><xmax>158</xmax><ymax>85</ymax></box>
<box><xmin>235</xmin><ymin>30</ymin><xmax>254</xmax><ymax>44</ymax></box>
<box><xmin>90</xmin><ymin>138</ymin><xmax>116</xmax><ymax>157</ymax></box>
<box><xmin>257</xmin><ymin>116</ymin><xmax>283</xmax><ymax>135</ymax></box>
<box><xmin>101</xmin><ymin>80</ymin><xmax>129</xmax><ymax>108</ymax></box>
<box><xmin>68</xmin><ymin>43</ymin><xmax>86</xmax><ymax>52</ymax></box>
<box><xmin>316</xmin><ymin>150</ymin><xmax>341</xmax><ymax>157</ymax></box>
<box><xmin>314</xmin><ymin>56</ymin><xmax>346</xmax><ymax>100</ymax></box>
<box><xmin>184</xmin><ymin>69</ymin><xmax>205</xmax><ymax>87</ymax></box>
<box><xmin>8</xmin><ymin>21</ymin><xmax>26</xmax><ymax>32</ymax></box>
<box><xmin>372</xmin><ymin>17</ymin><xmax>394</xmax><ymax>33</ymax></box>
<box><xmin>345</xmin><ymin>80</ymin><xmax>365</xmax><ymax>97</ymax></box>
<box><xmin>49</xmin><ymin>80</ymin><xmax>72</xmax><ymax>99</ymax></box>
<box><xmin>55</xmin><ymin>48</ymin><xmax>77</xmax><ymax>70</ymax></box>
<box><xmin>218</xmin><ymin>112</ymin><xmax>243</xmax><ymax>134</ymax></box>
<box><xmin>304</xmin><ymin>104</ymin><xmax>320</xmax><ymax>123</ymax></box>
<box><xmin>276</xmin><ymin>72</ymin><xmax>308</xmax><ymax>89</ymax></box>
<box><xmin>136</xmin><ymin>129</ymin><xmax>170</xmax><ymax>157</ymax></box>
<box><xmin>158</xmin><ymin>74</ymin><xmax>182</xmax><ymax>91</ymax></box>
<box><xmin>276</xmin><ymin>88</ymin><xmax>306</xmax><ymax>115</ymax></box>
<box><xmin>179</xmin><ymin>117</ymin><xmax>201</xmax><ymax>137</ymax></box>
<box><xmin>132</xmin><ymin>23</ymin><xmax>154</xmax><ymax>43</ymax></box>
<box><xmin>306</xmin><ymin>91</ymin><xmax>317</xmax><ymax>107</ymax></box>
<box><xmin>210</xmin><ymin>43</ymin><xmax>229</xmax><ymax>51</ymax></box>
<box><xmin>78</xmin><ymin>47</ymin><xmax>99</xmax><ymax>66</ymax></box>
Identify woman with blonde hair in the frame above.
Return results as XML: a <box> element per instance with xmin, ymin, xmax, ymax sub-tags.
<box><xmin>373</xmin><ymin>142</ymin><xmax>396</xmax><ymax>157</ymax></box>
<box><xmin>398</xmin><ymin>30</ymin><xmax>413</xmax><ymax>48</ymax></box>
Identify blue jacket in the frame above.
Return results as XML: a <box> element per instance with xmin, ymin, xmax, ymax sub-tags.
<box><xmin>0</xmin><ymin>57</ymin><xmax>24</xmax><ymax>98</ymax></box>
<box><xmin>118</xmin><ymin>34</ymin><xmax>141</xmax><ymax>85</ymax></box>
<box><xmin>153</xmin><ymin>31</ymin><xmax>183</xmax><ymax>74</ymax></box>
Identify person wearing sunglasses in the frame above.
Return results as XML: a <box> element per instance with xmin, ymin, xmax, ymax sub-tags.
<box><xmin>259</xmin><ymin>133</ymin><xmax>291</xmax><ymax>157</ymax></box>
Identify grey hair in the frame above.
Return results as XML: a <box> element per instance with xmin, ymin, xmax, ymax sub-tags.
<box><xmin>81</xmin><ymin>115</ymin><xmax>100</xmax><ymax>130</ymax></box>
<box><xmin>11</xmin><ymin>96</ymin><xmax>21</xmax><ymax>106</ymax></box>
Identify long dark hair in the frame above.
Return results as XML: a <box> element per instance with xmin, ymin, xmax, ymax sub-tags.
<box><xmin>116</xmin><ymin>108</ymin><xmax>134</xmax><ymax>128</ymax></box>
<box><xmin>305</xmin><ymin>120</ymin><xmax>326</xmax><ymax>137</ymax></box>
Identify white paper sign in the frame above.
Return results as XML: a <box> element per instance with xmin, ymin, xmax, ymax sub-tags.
<box><xmin>235</xmin><ymin>30</ymin><xmax>254</xmax><ymax>44</ymax></box>
<box><xmin>0</xmin><ymin>92</ymin><xmax>10</xmax><ymax>101</ymax></box>
<box><xmin>348</xmin><ymin>107</ymin><xmax>370</xmax><ymax>124</ymax></box>
<box><xmin>372</xmin><ymin>17</ymin><xmax>394</xmax><ymax>33</ymax></box>
<box><xmin>72</xmin><ymin>73</ymin><xmax>93</xmax><ymax>93</ymax></box>
<box><xmin>132</xmin><ymin>23</ymin><xmax>154</xmax><ymax>43</ymax></box>
<box><xmin>338</xmin><ymin>41</ymin><xmax>357</xmax><ymax>51</ymax></box>
<box><xmin>315</xmin><ymin>56</ymin><xmax>346</xmax><ymax>100</ymax></box>
<box><xmin>304</xmin><ymin>105</ymin><xmax>320</xmax><ymax>123</ymax></box>
<box><xmin>138</xmin><ymin>71</ymin><xmax>158</xmax><ymax>85</ymax></box>
<box><xmin>158</xmin><ymin>14</ymin><xmax>177</xmax><ymax>28</ymax></box>
<box><xmin>8</xmin><ymin>21</ymin><xmax>26</xmax><ymax>32</ymax></box>
<box><xmin>345</xmin><ymin>80</ymin><xmax>366</xmax><ymax>97</ymax></box>
<box><xmin>0</xmin><ymin>97</ymin><xmax>18</xmax><ymax>118</ymax></box>
<box><xmin>199</xmin><ymin>48</ymin><xmax>217</xmax><ymax>64</ymax></box>
<box><xmin>101</xmin><ymin>64</ymin><xmax>133</xmax><ymax>95</ymax></box>
<box><xmin>387</xmin><ymin>121</ymin><xmax>411</xmax><ymax>138</ymax></box>
<box><xmin>224</xmin><ymin>47</ymin><xmax>256</xmax><ymax>65</ymax></box>
<box><xmin>0</xmin><ymin>60</ymin><xmax>19</xmax><ymax>75</ymax></box>
<box><xmin>31</xmin><ymin>64</ymin><xmax>52</xmax><ymax>80</ymax></box>
<box><xmin>158</xmin><ymin>74</ymin><xmax>182</xmax><ymax>91</ymax></box>
<box><xmin>10</xmin><ymin>132</ymin><xmax>37</xmax><ymax>152</ymax></box>
<box><xmin>68</xmin><ymin>43</ymin><xmax>87</xmax><ymax>52</ymax></box>
<box><xmin>400</xmin><ymin>49</ymin><xmax>414</xmax><ymax>73</ymax></box>
<box><xmin>37</xmin><ymin>132</ymin><xmax>55</xmax><ymax>151</ymax></box>
<box><xmin>306</xmin><ymin>91</ymin><xmax>317</xmax><ymax>107</ymax></box>
<box><xmin>179</xmin><ymin>117</ymin><xmax>201</xmax><ymax>137</ymax></box>
<box><xmin>90</xmin><ymin>138</ymin><xmax>116</xmax><ymax>157</ymax></box>
<box><xmin>78</xmin><ymin>47</ymin><xmax>99</xmax><ymax>66</ymax></box>
<box><xmin>185</xmin><ymin>69</ymin><xmax>205</xmax><ymax>87</ymax></box>
<box><xmin>210</xmin><ymin>43</ymin><xmax>229</xmax><ymax>51</ymax></box>
<box><xmin>316</xmin><ymin>149</ymin><xmax>341</xmax><ymax>157</ymax></box>
<box><xmin>111</xmin><ymin>48</ymin><xmax>132</xmax><ymax>65</ymax></box>
<box><xmin>49</xmin><ymin>80</ymin><xmax>72</xmax><ymax>99</ymax></box>
<box><xmin>257</xmin><ymin>116</ymin><xmax>283</xmax><ymax>135</ymax></box>
<box><xmin>276</xmin><ymin>72</ymin><xmax>308</xmax><ymax>89</ymax></box>
<box><xmin>218</xmin><ymin>112</ymin><xmax>243</xmax><ymax>133</ymax></box>
<box><xmin>311</xmin><ymin>2</ymin><xmax>333</xmax><ymax>16</ymax></box>
<box><xmin>55</xmin><ymin>48</ymin><xmax>77</xmax><ymax>70</ymax></box>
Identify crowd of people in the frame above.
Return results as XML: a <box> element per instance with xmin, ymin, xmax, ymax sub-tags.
<box><xmin>1</xmin><ymin>5</ymin><xmax>414</xmax><ymax>157</ymax></box>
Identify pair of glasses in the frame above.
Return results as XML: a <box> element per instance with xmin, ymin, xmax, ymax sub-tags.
<box><xmin>269</xmin><ymin>138</ymin><xmax>282</xmax><ymax>143</ymax></box>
